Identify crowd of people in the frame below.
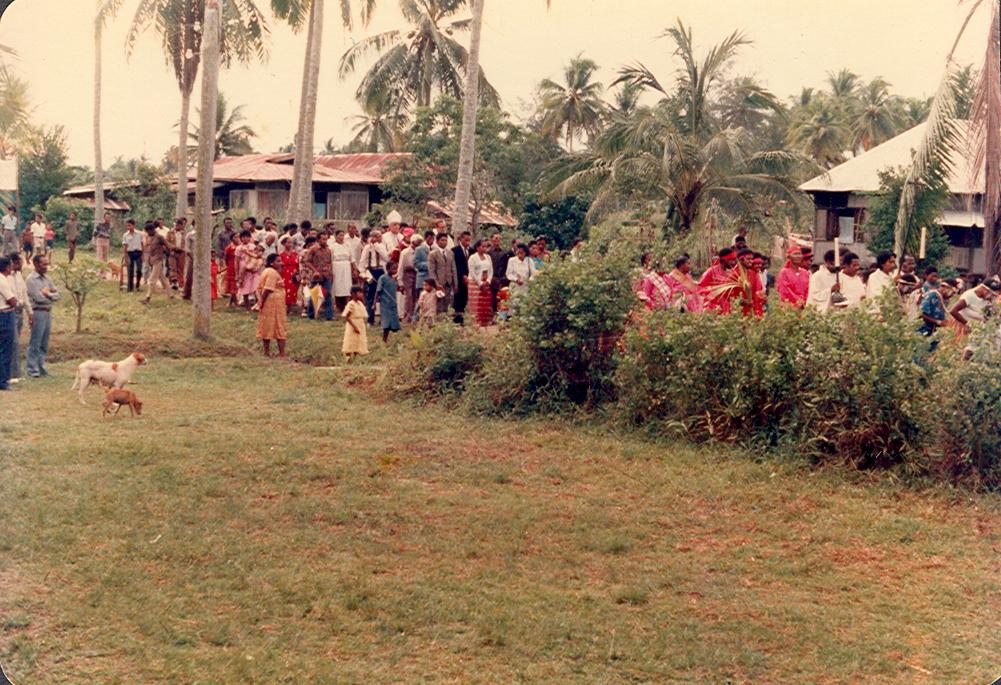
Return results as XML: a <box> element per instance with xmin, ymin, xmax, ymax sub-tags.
<box><xmin>636</xmin><ymin>231</ymin><xmax>1001</xmax><ymax>354</ymax></box>
<box><xmin>0</xmin><ymin>208</ymin><xmax>562</xmax><ymax>366</ymax></box>
<box><xmin>3</xmin><ymin>207</ymin><xmax>999</xmax><ymax>391</ymax></box>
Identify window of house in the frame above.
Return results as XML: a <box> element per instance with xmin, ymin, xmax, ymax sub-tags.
<box><xmin>257</xmin><ymin>190</ymin><xmax>288</xmax><ymax>217</ymax></box>
<box><xmin>825</xmin><ymin>208</ymin><xmax>865</xmax><ymax>243</ymax></box>
<box><xmin>229</xmin><ymin>190</ymin><xmax>250</xmax><ymax>210</ymax></box>
<box><xmin>326</xmin><ymin>188</ymin><xmax>370</xmax><ymax>221</ymax></box>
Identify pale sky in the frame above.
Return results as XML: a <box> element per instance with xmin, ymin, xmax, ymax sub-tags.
<box><xmin>0</xmin><ymin>0</ymin><xmax>990</xmax><ymax>166</ymax></box>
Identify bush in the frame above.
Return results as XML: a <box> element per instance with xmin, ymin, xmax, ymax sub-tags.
<box><xmin>380</xmin><ymin>324</ymin><xmax>485</xmax><ymax>404</ymax></box>
<box><xmin>41</xmin><ymin>196</ymin><xmax>94</xmax><ymax>244</ymax></box>
<box><xmin>931</xmin><ymin>322</ymin><xmax>1001</xmax><ymax>487</ymax></box>
<box><xmin>492</xmin><ymin>250</ymin><xmax>636</xmax><ymax>410</ymax></box>
<box><xmin>616</xmin><ymin>304</ymin><xmax>933</xmax><ymax>467</ymax></box>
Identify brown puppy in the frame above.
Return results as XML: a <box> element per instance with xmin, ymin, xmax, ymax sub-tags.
<box><xmin>102</xmin><ymin>388</ymin><xmax>143</xmax><ymax>417</ymax></box>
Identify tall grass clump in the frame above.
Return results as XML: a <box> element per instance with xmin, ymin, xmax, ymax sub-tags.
<box><xmin>379</xmin><ymin>324</ymin><xmax>486</xmax><ymax>404</ymax></box>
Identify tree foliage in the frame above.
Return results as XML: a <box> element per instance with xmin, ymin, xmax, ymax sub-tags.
<box><xmin>20</xmin><ymin>126</ymin><xmax>74</xmax><ymax>223</ymax></box>
<box><xmin>866</xmin><ymin>167</ymin><xmax>951</xmax><ymax>271</ymax></box>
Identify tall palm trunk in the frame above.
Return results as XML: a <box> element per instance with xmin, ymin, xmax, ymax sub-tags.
<box><xmin>287</xmin><ymin>0</ymin><xmax>324</xmax><ymax>222</ymax></box>
<box><xmin>193</xmin><ymin>0</ymin><xmax>222</xmax><ymax>339</ymax></box>
<box><xmin>450</xmin><ymin>0</ymin><xmax>484</xmax><ymax>234</ymax></box>
<box><xmin>93</xmin><ymin>2</ymin><xmax>105</xmax><ymax>227</ymax></box>
<box><xmin>176</xmin><ymin>87</ymin><xmax>193</xmax><ymax>218</ymax></box>
<box><xmin>980</xmin><ymin>2</ymin><xmax>1001</xmax><ymax>276</ymax></box>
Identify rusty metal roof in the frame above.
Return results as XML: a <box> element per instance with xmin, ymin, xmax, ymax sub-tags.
<box><xmin>200</xmin><ymin>152</ymin><xmax>411</xmax><ymax>185</ymax></box>
<box><xmin>426</xmin><ymin>200</ymin><xmax>517</xmax><ymax>227</ymax></box>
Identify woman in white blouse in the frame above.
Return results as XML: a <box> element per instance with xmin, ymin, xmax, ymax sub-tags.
<box><xmin>505</xmin><ymin>243</ymin><xmax>535</xmax><ymax>296</ymax></box>
<box><xmin>466</xmin><ymin>239</ymin><xmax>494</xmax><ymax>327</ymax></box>
<box><xmin>328</xmin><ymin>228</ymin><xmax>356</xmax><ymax>311</ymax></box>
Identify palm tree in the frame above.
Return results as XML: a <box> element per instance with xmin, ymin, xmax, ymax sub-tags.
<box><xmin>611</xmin><ymin>81</ymin><xmax>642</xmax><ymax>117</ymax></box>
<box><xmin>347</xmin><ymin>90</ymin><xmax>408</xmax><ymax>151</ymax></box>
<box><xmin>193</xmin><ymin>0</ymin><xmax>222</xmax><ymax>339</ymax></box>
<box><xmin>537</xmin><ymin>54</ymin><xmax>607</xmax><ymax>152</ymax></box>
<box><xmin>787</xmin><ymin>96</ymin><xmax>849</xmax><ymax>168</ymax></box>
<box><xmin>123</xmin><ymin>0</ymin><xmax>268</xmax><ymax>219</ymax></box>
<box><xmin>188</xmin><ymin>92</ymin><xmax>257</xmax><ymax>157</ymax></box>
<box><xmin>275</xmin><ymin>0</ymin><xmax>373</xmax><ymax>222</ymax></box>
<box><xmin>338</xmin><ymin>0</ymin><xmax>500</xmax><ymax>113</ymax></box>
<box><xmin>0</xmin><ymin>65</ymin><xmax>29</xmax><ymax>158</ymax></box>
<box><xmin>450</xmin><ymin>0</ymin><xmax>549</xmax><ymax>233</ymax></box>
<box><xmin>716</xmin><ymin>76</ymin><xmax>784</xmax><ymax>134</ymax></box>
<box><xmin>851</xmin><ymin>78</ymin><xmax>902</xmax><ymax>151</ymax></box>
<box><xmin>827</xmin><ymin>68</ymin><xmax>861</xmax><ymax>99</ymax></box>
<box><xmin>544</xmin><ymin>21</ymin><xmax>802</xmax><ymax>233</ymax></box>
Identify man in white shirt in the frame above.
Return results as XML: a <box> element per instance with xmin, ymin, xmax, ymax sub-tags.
<box><xmin>951</xmin><ymin>279</ymin><xmax>1001</xmax><ymax>358</ymax></box>
<box><xmin>345</xmin><ymin>224</ymin><xmax>363</xmax><ymax>264</ymax></box>
<box><xmin>121</xmin><ymin>219</ymin><xmax>145</xmax><ymax>293</ymax></box>
<box><xmin>838</xmin><ymin>253</ymin><xmax>866</xmax><ymax>309</ymax></box>
<box><xmin>865</xmin><ymin>251</ymin><xmax>897</xmax><ymax>304</ymax></box>
<box><xmin>7</xmin><ymin>253</ymin><xmax>30</xmax><ymax>382</ymax></box>
<box><xmin>30</xmin><ymin>213</ymin><xmax>46</xmax><ymax>255</ymax></box>
<box><xmin>806</xmin><ymin>249</ymin><xmax>840</xmax><ymax>313</ymax></box>
<box><xmin>0</xmin><ymin>255</ymin><xmax>17</xmax><ymax>390</ymax></box>
<box><xmin>1</xmin><ymin>206</ymin><xmax>17</xmax><ymax>255</ymax></box>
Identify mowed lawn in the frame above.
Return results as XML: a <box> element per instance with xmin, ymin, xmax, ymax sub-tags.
<box><xmin>1</xmin><ymin>272</ymin><xmax>1001</xmax><ymax>683</ymax></box>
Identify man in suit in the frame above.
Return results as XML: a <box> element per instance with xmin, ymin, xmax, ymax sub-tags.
<box><xmin>488</xmin><ymin>233</ymin><xmax>513</xmax><ymax>312</ymax></box>
<box><xmin>451</xmin><ymin>230</ymin><xmax>472</xmax><ymax>324</ymax></box>
<box><xmin>428</xmin><ymin>232</ymin><xmax>457</xmax><ymax>315</ymax></box>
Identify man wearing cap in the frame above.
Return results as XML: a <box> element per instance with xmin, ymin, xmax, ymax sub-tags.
<box><xmin>698</xmin><ymin>247</ymin><xmax>739</xmax><ymax>314</ymax></box>
<box><xmin>951</xmin><ymin>278</ymin><xmax>1001</xmax><ymax>359</ymax></box>
<box><xmin>777</xmin><ymin>246</ymin><xmax>810</xmax><ymax>309</ymax></box>
<box><xmin>382</xmin><ymin>210</ymin><xmax>404</xmax><ymax>253</ymax></box>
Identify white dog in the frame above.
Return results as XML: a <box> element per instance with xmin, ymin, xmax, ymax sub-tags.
<box><xmin>70</xmin><ymin>352</ymin><xmax>147</xmax><ymax>404</ymax></box>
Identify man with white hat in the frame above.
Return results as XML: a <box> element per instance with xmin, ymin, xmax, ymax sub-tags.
<box><xmin>382</xmin><ymin>210</ymin><xmax>404</xmax><ymax>253</ymax></box>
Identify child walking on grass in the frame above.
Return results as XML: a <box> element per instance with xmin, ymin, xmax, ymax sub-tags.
<box><xmin>342</xmin><ymin>285</ymin><xmax>369</xmax><ymax>362</ymax></box>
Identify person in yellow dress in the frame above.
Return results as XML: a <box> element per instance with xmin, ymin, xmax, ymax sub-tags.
<box><xmin>256</xmin><ymin>253</ymin><xmax>288</xmax><ymax>358</ymax></box>
<box><xmin>341</xmin><ymin>285</ymin><xmax>369</xmax><ymax>362</ymax></box>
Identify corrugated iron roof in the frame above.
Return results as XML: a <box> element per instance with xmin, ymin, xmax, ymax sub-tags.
<box><xmin>426</xmin><ymin>200</ymin><xmax>517</xmax><ymax>227</ymax></box>
<box><xmin>192</xmin><ymin>153</ymin><xmax>408</xmax><ymax>185</ymax></box>
<box><xmin>799</xmin><ymin>120</ymin><xmax>985</xmax><ymax>195</ymax></box>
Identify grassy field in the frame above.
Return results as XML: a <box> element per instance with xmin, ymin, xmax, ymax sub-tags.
<box><xmin>2</xmin><ymin>267</ymin><xmax>1001</xmax><ymax>683</ymax></box>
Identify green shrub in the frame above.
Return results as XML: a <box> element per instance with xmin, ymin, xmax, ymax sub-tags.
<box><xmin>380</xmin><ymin>324</ymin><xmax>485</xmax><ymax>403</ymax></box>
<box><xmin>930</xmin><ymin>322</ymin><xmax>1001</xmax><ymax>487</ymax></box>
<box><xmin>616</xmin><ymin>305</ymin><xmax>933</xmax><ymax>467</ymax></box>
<box><xmin>40</xmin><ymin>196</ymin><xmax>93</xmax><ymax>244</ymax></box>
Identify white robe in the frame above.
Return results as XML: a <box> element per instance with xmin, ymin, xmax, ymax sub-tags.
<box><xmin>330</xmin><ymin>241</ymin><xmax>354</xmax><ymax>297</ymax></box>
<box><xmin>866</xmin><ymin>268</ymin><xmax>894</xmax><ymax>301</ymax></box>
<box><xmin>839</xmin><ymin>274</ymin><xmax>866</xmax><ymax>308</ymax></box>
<box><xmin>806</xmin><ymin>268</ymin><xmax>839</xmax><ymax>313</ymax></box>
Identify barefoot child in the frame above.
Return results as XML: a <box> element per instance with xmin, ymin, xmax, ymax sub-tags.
<box><xmin>342</xmin><ymin>285</ymin><xmax>369</xmax><ymax>362</ymax></box>
<box><xmin>417</xmin><ymin>277</ymin><xmax>437</xmax><ymax>328</ymax></box>
<box><xmin>376</xmin><ymin>261</ymin><xmax>401</xmax><ymax>343</ymax></box>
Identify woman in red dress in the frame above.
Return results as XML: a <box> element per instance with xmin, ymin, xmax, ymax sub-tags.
<box><xmin>279</xmin><ymin>237</ymin><xmax>300</xmax><ymax>310</ymax></box>
<box><xmin>224</xmin><ymin>235</ymin><xmax>238</xmax><ymax>307</ymax></box>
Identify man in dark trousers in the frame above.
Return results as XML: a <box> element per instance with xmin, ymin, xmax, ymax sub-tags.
<box><xmin>451</xmin><ymin>230</ymin><xmax>472</xmax><ymax>324</ymax></box>
<box><xmin>488</xmin><ymin>233</ymin><xmax>513</xmax><ymax>311</ymax></box>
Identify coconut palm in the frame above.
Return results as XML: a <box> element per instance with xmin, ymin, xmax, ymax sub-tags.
<box><xmin>450</xmin><ymin>0</ymin><xmax>550</xmax><ymax>232</ymax></box>
<box><xmin>716</xmin><ymin>76</ymin><xmax>784</xmax><ymax>135</ymax></box>
<box><xmin>0</xmin><ymin>65</ymin><xmax>29</xmax><ymax>158</ymax></box>
<box><xmin>891</xmin><ymin>1</ymin><xmax>1001</xmax><ymax>270</ymax></box>
<box><xmin>827</xmin><ymin>68</ymin><xmax>861</xmax><ymax>99</ymax></box>
<box><xmin>537</xmin><ymin>55</ymin><xmax>607</xmax><ymax>152</ymax></box>
<box><xmin>543</xmin><ymin>21</ymin><xmax>802</xmax><ymax>232</ymax></box>
<box><xmin>188</xmin><ymin>92</ymin><xmax>257</xmax><ymax>157</ymax></box>
<box><xmin>787</xmin><ymin>96</ymin><xmax>849</xmax><ymax>168</ymax></box>
<box><xmin>851</xmin><ymin>78</ymin><xmax>902</xmax><ymax>151</ymax></box>
<box><xmin>275</xmin><ymin>0</ymin><xmax>373</xmax><ymax>221</ymax></box>
<box><xmin>122</xmin><ymin>0</ymin><xmax>268</xmax><ymax>218</ymax></box>
<box><xmin>611</xmin><ymin>81</ymin><xmax>642</xmax><ymax>117</ymax></box>
<box><xmin>347</xmin><ymin>90</ymin><xmax>408</xmax><ymax>151</ymax></box>
<box><xmin>191</xmin><ymin>0</ymin><xmax>222</xmax><ymax>338</ymax></box>
<box><xmin>338</xmin><ymin>0</ymin><xmax>500</xmax><ymax>113</ymax></box>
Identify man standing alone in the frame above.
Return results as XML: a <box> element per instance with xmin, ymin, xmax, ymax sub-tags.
<box><xmin>122</xmin><ymin>219</ymin><xmax>144</xmax><ymax>292</ymax></box>
<box><xmin>25</xmin><ymin>254</ymin><xmax>58</xmax><ymax>378</ymax></box>
<box><xmin>65</xmin><ymin>210</ymin><xmax>80</xmax><ymax>262</ymax></box>
<box><xmin>143</xmin><ymin>222</ymin><xmax>173</xmax><ymax>303</ymax></box>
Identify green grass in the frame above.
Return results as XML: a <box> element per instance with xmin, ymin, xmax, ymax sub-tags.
<box><xmin>2</xmin><ymin>256</ymin><xmax>1001</xmax><ymax>683</ymax></box>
